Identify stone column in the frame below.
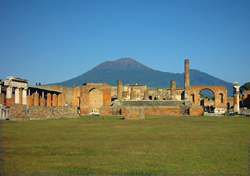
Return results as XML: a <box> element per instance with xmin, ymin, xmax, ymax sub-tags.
<box><xmin>170</xmin><ymin>81</ymin><xmax>176</xmax><ymax>100</ymax></box>
<box><xmin>6</xmin><ymin>86</ymin><xmax>12</xmax><ymax>105</ymax></box>
<box><xmin>14</xmin><ymin>88</ymin><xmax>20</xmax><ymax>104</ymax></box>
<box><xmin>47</xmin><ymin>93</ymin><xmax>51</xmax><ymax>106</ymax></box>
<box><xmin>117</xmin><ymin>80</ymin><xmax>122</xmax><ymax>100</ymax></box>
<box><xmin>19</xmin><ymin>89</ymin><xmax>22</xmax><ymax>104</ymax></box>
<box><xmin>40</xmin><ymin>91</ymin><xmax>45</xmax><ymax>106</ymax></box>
<box><xmin>184</xmin><ymin>59</ymin><xmax>190</xmax><ymax>100</ymax></box>
<box><xmin>233</xmin><ymin>82</ymin><xmax>240</xmax><ymax>113</ymax></box>
<box><xmin>52</xmin><ymin>94</ymin><xmax>58</xmax><ymax>106</ymax></box>
<box><xmin>58</xmin><ymin>93</ymin><xmax>62</xmax><ymax>106</ymax></box>
<box><xmin>34</xmin><ymin>92</ymin><xmax>39</xmax><ymax>106</ymax></box>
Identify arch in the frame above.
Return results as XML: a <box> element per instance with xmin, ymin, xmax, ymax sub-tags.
<box><xmin>149</xmin><ymin>96</ymin><xmax>152</xmax><ymax>100</ymax></box>
<box><xmin>88</xmin><ymin>88</ymin><xmax>103</xmax><ymax>112</ymax></box>
<box><xmin>189</xmin><ymin>85</ymin><xmax>227</xmax><ymax>110</ymax></box>
<box><xmin>198</xmin><ymin>89</ymin><xmax>215</xmax><ymax>111</ymax></box>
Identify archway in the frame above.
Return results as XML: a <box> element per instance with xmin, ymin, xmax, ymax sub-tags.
<box><xmin>199</xmin><ymin>89</ymin><xmax>215</xmax><ymax>112</ymax></box>
<box><xmin>89</xmin><ymin>88</ymin><xmax>103</xmax><ymax>112</ymax></box>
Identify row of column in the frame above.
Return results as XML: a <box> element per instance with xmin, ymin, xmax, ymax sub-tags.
<box><xmin>2</xmin><ymin>86</ymin><xmax>62</xmax><ymax>106</ymax></box>
<box><xmin>27</xmin><ymin>92</ymin><xmax>62</xmax><ymax>106</ymax></box>
<box><xmin>5</xmin><ymin>86</ymin><xmax>27</xmax><ymax>105</ymax></box>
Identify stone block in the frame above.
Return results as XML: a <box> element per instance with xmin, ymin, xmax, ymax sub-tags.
<box><xmin>189</xmin><ymin>106</ymin><xmax>203</xmax><ymax>116</ymax></box>
<box><xmin>122</xmin><ymin>107</ymin><xmax>145</xmax><ymax>120</ymax></box>
<box><xmin>99</xmin><ymin>107</ymin><xmax>113</xmax><ymax>116</ymax></box>
<box><xmin>144</xmin><ymin>107</ymin><xmax>180</xmax><ymax>116</ymax></box>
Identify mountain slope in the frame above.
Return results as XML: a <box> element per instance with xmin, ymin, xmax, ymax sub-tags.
<box><xmin>50</xmin><ymin>58</ymin><xmax>234</xmax><ymax>96</ymax></box>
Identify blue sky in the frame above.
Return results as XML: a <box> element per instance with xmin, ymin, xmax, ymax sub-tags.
<box><xmin>1</xmin><ymin>0</ymin><xmax>249</xmax><ymax>86</ymax></box>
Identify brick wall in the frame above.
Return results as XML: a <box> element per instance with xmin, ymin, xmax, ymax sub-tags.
<box><xmin>121</xmin><ymin>107</ymin><xmax>145</xmax><ymax>120</ymax></box>
<box><xmin>144</xmin><ymin>107</ymin><xmax>180</xmax><ymax>116</ymax></box>
<box><xmin>189</xmin><ymin>106</ymin><xmax>203</xmax><ymax>116</ymax></box>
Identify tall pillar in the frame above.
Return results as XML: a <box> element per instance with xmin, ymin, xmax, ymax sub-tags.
<box><xmin>34</xmin><ymin>92</ymin><xmax>39</xmax><ymax>106</ymax></box>
<box><xmin>6</xmin><ymin>86</ymin><xmax>12</xmax><ymax>105</ymax></box>
<box><xmin>233</xmin><ymin>82</ymin><xmax>240</xmax><ymax>113</ymax></box>
<box><xmin>52</xmin><ymin>94</ymin><xmax>58</xmax><ymax>106</ymax></box>
<box><xmin>19</xmin><ymin>89</ymin><xmax>22</xmax><ymax>104</ymax></box>
<box><xmin>170</xmin><ymin>81</ymin><xmax>176</xmax><ymax>100</ymax></box>
<box><xmin>15</xmin><ymin>88</ymin><xmax>20</xmax><ymax>104</ymax></box>
<box><xmin>22</xmin><ymin>88</ymin><xmax>27</xmax><ymax>105</ymax></box>
<box><xmin>117</xmin><ymin>80</ymin><xmax>122</xmax><ymax>100</ymax></box>
<box><xmin>184</xmin><ymin>59</ymin><xmax>190</xmax><ymax>100</ymax></box>
<box><xmin>47</xmin><ymin>93</ymin><xmax>51</xmax><ymax>106</ymax></box>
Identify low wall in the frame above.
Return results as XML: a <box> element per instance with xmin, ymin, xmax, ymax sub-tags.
<box><xmin>9</xmin><ymin>105</ymin><xmax>29</xmax><ymax>121</ymax></box>
<box><xmin>121</xmin><ymin>100</ymin><xmax>192</xmax><ymax>107</ymax></box>
<box><xmin>121</xmin><ymin>107</ymin><xmax>145</xmax><ymax>120</ymax></box>
<box><xmin>99</xmin><ymin>107</ymin><xmax>113</xmax><ymax>116</ymax></box>
<box><xmin>189</xmin><ymin>106</ymin><xmax>203</xmax><ymax>116</ymax></box>
<box><xmin>8</xmin><ymin>105</ymin><xmax>79</xmax><ymax>121</ymax></box>
<box><xmin>144</xmin><ymin>107</ymin><xmax>180</xmax><ymax>116</ymax></box>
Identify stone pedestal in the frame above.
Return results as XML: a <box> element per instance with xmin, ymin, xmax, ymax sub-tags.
<box><xmin>47</xmin><ymin>93</ymin><xmax>51</xmax><ymax>106</ymax></box>
<box><xmin>34</xmin><ymin>92</ymin><xmax>39</xmax><ymax>106</ymax></box>
<box><xmin>40</xmin><ymin>98</ymin><xmax>45</xmax><ymax>106</ymax></box>
<box><xmin>58</xmin><ymin>94</ymin><xmax>63</xmax><ymax>106</ymax></box>
<box><xmin>27</xmin><ymin>96</ymin><xmax>32</xmax><ymax>105</ymax></box>
<box><xmin>52</xmin><ymin>94</ymin><xmax>58</xmax><ymax>106</ymax></box>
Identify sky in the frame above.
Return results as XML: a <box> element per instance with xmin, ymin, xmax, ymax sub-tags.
<box><xmin>0</xmin><ymin>0</ymin><xmax>250</xmax><ymax>86</ymax></box>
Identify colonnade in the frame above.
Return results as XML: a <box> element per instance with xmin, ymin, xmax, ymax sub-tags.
<box><xmin>3</xmin><ymin>86</ymin><xmax>28</xmax><ymax>105</ymax></box>
<box><xmin>1</xmin><ymin>86</ymin><xmax>62</xmax><ymax>107</ymax></box>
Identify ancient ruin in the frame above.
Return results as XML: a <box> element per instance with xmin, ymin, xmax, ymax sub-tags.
<box><xmin>0</xmin><ymin>59</ymin><xmax>234</xmax><ymax>120</ymax></box>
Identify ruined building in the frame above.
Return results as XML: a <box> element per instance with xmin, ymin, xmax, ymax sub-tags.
<box><xmin>1</xmin><ymin>60</ymin><xmax>229</xmax><ymax>120</ymax></box>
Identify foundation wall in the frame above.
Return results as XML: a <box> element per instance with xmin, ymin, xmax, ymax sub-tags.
<box><xmin>99</xmin><ymin>107</ymin><xmax>113</xmax><ymax>116</ymax></box>
<box><xmin>8</xmin><ymin>105</ymin><xmax>78</xmax><ymax>121</ymax></box>
<box><xmin>144</xmin><ymin>107</ymin><xmax>180</xmax><ymax>116</ymax></box>
<box><xmin>189</xmin><ymin>106</ymin><xmax>203</xmax><ymax>116</ymax></box>
<box><xmin>121</xmin><ymin>107</ymin><xmax>145</xmax><ymax>120</ymax></box>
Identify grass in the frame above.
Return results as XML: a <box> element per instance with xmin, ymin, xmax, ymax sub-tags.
<box><xmin>2</xmin><ymin>115</ymin><xmax>250</xmax><ymax>175</ymax></box>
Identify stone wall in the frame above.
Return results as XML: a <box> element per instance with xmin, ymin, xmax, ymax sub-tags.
<box><xmin>121</xmin><ymin>107</ymin><xmax>145</xmax><ymax>120</ymax></box>
<box><xmin>99</xmin><ymin>107</ymin><xmax>113</xmax><ymax>116</ymax></box>
<box><xmin>144</xmin><ymin>107</ymin><xmax>180</xmax><ymax>116</ymax></box>
<box><xmin>121</xmin><ymin>100</ymin><xmax>192</xmax><ymax>107</ymax></box>
<box><xmin>189</xmin><ymin>106</ymin><xmax>203</xmax><ymax>116</ymax></box>
<box><xmin>9</xmin><ymin>105</ymin><xmax>29</xmax><ymax>121</ymax></box>
<box><xmin>8</xmin><ymin>105</ymin><xmax>78</xmax><ymax>121</ymax></box>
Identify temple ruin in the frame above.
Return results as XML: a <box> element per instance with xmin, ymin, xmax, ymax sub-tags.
<box><xmin>0</xmin><ymin>59</ymin><xmax>234</xmax><ymax>120</ymax></box>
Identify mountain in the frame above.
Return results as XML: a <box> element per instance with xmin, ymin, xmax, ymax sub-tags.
<box><xmin>50</xmin><ymin>58</ymin><xmax>234</xmax><ymax>96</ymax></box>
<box><xmin>240</xmin><ymin>82</ymin><xmax>250</xmax><ymax>93</ymax></box>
